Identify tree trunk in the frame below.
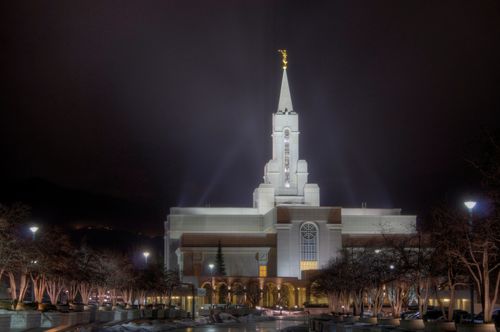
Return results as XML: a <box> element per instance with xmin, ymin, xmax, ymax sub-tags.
<box><xmin>111</xmin><ymin>289</ymin><xmax>117</xmax><ymax>306</ymax></box>
<box><xmin>8</xmin><ymin>271</ymin><xmax>17</xmax><ymax>302</ymax></box>
<box><xmin>122</xmin><ymin>288</ymin><xmax>133</xmax><ymax>306</ymax></box>
<box><xmin>68</xmin><ymin>281</ymin><xmax>78</xmax><ymax>304</ymax></box>
<box><xmin>97</xmin><ymin>286</ymin><xmax>106</xmax><ymax>305</ymax></box>
<box><xmin>78</xmin><ymin>282</ymin><xmax>91</xmax><ymax>305</ymax></box>
<box><xmin>46</xmin><ymin>276</ymin><xmax>65</xmax><ymax>305</ymax></box>
<box><xmin>137</xmin><ymin>290</ymin><xmax>146</xmax><ymax>306</ymax></box>
<box><xmin>30</xmin><ymin>273</ymin><xmax>46</xmax><ymax>304</ymax></box>
<box><xmin>8</xmin><ymin>270</ymin><xmax>29</xmax><ymax>309</ymax></box>
<box><xmin>352</xmin><ymin>289</ymin><xmax>363</xmax><ymax>316</ymax></box>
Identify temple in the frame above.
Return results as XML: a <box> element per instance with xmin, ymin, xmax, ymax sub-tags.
<box><xmin>164</xmin><ymin>52</ymin><xmax>416</xmax><ymax>308</ymax></box>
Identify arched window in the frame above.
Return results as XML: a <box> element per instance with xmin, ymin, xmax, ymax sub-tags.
<box><xmin>283</xmin><ymin>128</ymin><xmax>291</xmax><ymax>188</ymax></box>
<box><xmin>300</xmin><ymin>222</ymin><xmax>318</xmax><ymax>271</ymax></box>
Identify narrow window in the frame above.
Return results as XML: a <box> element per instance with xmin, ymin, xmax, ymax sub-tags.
<box><xmin>283</xmin><ymin>128</ymin><xmax>290</xmax><ymax>187</ymax></box>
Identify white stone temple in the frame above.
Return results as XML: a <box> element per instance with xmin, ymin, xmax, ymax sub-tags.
<box><xmin>164</xmin><ymin>52</ymin><xmax>416</xmax><ymax>293</ymax></box>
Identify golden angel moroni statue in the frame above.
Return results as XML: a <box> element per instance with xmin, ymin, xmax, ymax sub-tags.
<box><xmin>278</xmin><ymin>49</ymin><xmax>288</xmax><ymax>69</ymax></box>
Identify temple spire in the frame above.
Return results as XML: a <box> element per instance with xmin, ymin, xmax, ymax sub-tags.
<box><xmin>277</xmin><ymin>50</ymin><xmax>294</xmax><ymax>114</ymax></box>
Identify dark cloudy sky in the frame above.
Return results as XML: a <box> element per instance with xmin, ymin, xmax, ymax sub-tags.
<box><xmin>1</xmin><ymin>1</ymin><xmax>500</xmax><ymax>234</ymax></box>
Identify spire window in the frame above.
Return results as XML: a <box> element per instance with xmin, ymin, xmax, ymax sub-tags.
<box><xmin>283</xmin><ymin>128</ymin><xmax>291</xmax><ymax>187</ymax></box>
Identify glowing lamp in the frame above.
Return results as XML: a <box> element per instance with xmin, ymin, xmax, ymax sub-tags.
<box><xmin>464</xmin><ymin>201</ymin><xmax>476</xmax><ymax>210</ymax></box>
<box><xmin>143</xmin><ymin>251</ymin><xmax>150</xmax><ymax>264</ymax></box>
<box><xmin>30</xmin><ymin>226</ymin><xmax>39</xmax><ymax>240</ymax></box>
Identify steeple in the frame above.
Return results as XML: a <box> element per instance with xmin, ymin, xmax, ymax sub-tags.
<box><xmin>277</xmin><ymin>50</ymin><xmax>294</xmax><ymax>114</ymax></box>
<box><xmin>253</xmin><ymin>51</ymin><xmax>320</xmax><ymax>213</ymax></box>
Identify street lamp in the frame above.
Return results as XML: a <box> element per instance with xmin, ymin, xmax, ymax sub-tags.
<box><xmin>143</xmin><ymin>251</ymin><xmax>150</xmax><ymax>265</ymax></box>
<box><xmin>464</xmin><ymin>201</ymin><xmax>476</xmax><ymax>230</ymax></box>
<box><xmin>464</xmin><ymin>200</ymin><xmax>476</xmax><ymax>322</ymax></box>
<box><xmin>29</xmin><ymin>226</ymin><xmax>39</xmax><ymax>240</ymax></box>
<box><xmin>208</xmin><ymin>263</ymin><xmax>215</xmax><ymax>305</ymax></box>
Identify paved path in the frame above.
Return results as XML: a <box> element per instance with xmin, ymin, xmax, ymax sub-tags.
<box><xmin>169</xmin><ymin>319</ymin><xmax>306</xmax><ymax>332</ymax></box>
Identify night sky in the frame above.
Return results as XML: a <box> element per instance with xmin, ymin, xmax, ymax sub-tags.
<box><xmin>1</xmin><ymin>1</ymin><xmax>500</xmax><ymax>235</ymax></box>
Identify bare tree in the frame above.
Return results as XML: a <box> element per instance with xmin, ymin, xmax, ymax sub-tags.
<box><xmin>0</xmin><ymin>203</ymin><xmax>32</xmax><ymax>310</ymax></box>
<box><xmin>312</xmin><ymin>248</ymin><xmax>377</xmax><ymax>314</ymax></box>
<box><xmin>34</xmin><ymin>226</ymin><xmax>74</xmax><ymax>305</ymax></box>
<box><xmin>73</xmin><ymin>244</ymin><xmax>99</xmax><ymax>305</ymax></box>
<box><xmin>442</xmin><ymin>209</ymin><xmax>500</xmax><ymax>323</ymax></box>
<box><xmin>311</xmin><ymin>253</ymin><xmax>353</xmax><ymax>313</ymax></box>
<box><xmin>385</xmin><ymin>232</ymin><xmax>436</xmax><ymax>318</ymax></box>
<box><xmin>431</xmin><ymin>207</ymin><xmax>469</xmax><ymax>321</ymax></box>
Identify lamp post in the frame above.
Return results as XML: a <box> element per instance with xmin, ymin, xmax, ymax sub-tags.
<box><xmin>208</xmin><ymin>263</ymin><xmax>215</xmax><ymax>305</ymax></box>
<box><xmin>464</xmin><ymin>200</ymin><xmax>476</xmax><ymax>322</ymax></box>
<box><xmin>29</xmin><ymin>226</ymin><xmax>39</xmax><ymax>303</ymax></box>
<box><xmin>143</xmin><ymin>251</ymin><xmax>150</xmax><ymax>265</ymax></box>
<box><xmin>29</xmin><ymin>226</ymin><xmax>39</xmax><ymax>240</ymax></box>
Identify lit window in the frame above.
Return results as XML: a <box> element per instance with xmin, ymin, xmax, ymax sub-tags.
<box><xmin>259</xmin><ymin>265</ymin><xmax>267</xmax><ymax>277</ymax></box>
<box><xmin>300</xmin><ymin>222</ymin><xmax>318</xmax><ymax>271</ymax></box>
<box><xmin>300</xmin><ymin>260</ymin><xmax>318</xmax><ymax>271</ymax></box>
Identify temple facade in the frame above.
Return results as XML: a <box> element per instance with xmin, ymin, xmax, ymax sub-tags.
<box><xmin>164</xmin><ymin>53</ymin><xmax>416</xmax><ymax>308</ymax></box>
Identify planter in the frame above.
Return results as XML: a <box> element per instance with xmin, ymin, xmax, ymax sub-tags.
<box><xmin>57</xmin><ymin>304</ymin><xmax>70</xmax><ymax>312</ymax></box>
<box><xmin>424</xmin><ymin>321</ymin><xmax>456</xmax><ymax>332</ymax></box>
<box><xmin>372</xmin><ymin>326</ymin><xmax>398</xmax><ymax>332</ymax></box>
<box><xmin>0</xmin><ymin>314</ymin><xmax>11</xmax><ymax>331</ymax></box>
<box><xmin>354</xmin><ymin>324</ymin><xmax>377</xmax><ymax>332</ymax></box>
<box><xmin>399</xmin><ymin>319</ymin><xmax>426</xmax><ymax>331</ymax></box>
<box><xmin>75</xmin><ymin>311</ymin><xmax>91</xmax><ymax>324</ymax></box>
<box><xmin>96</xmin><ymin>310</ymin><xmax>114</xmax><ymax>322</ymax></box>
<box><xmin>378</xmin><ymin>318</ymin><xmax>400</xmax><ymax>326</ymax></box>
<box><xmin>99</xmin><ymin>305</ymin><xmax>112</xmax><ymax>311</ymax></box>
<box><xmin>360</xmin><ymin>317</ymin><xmax>378</xmax><ymax>324</ymax></box>
<box><xmin>60</xmin><ymin>312</ymin><xmax>79</xmax><ymax>326</ymax></box>
<box><xmin>157</xmin><ymin>309</ymin><xmax>165</xmax><ymax>319</ymax></box>
<box><xmin>114</xmin><ymin>310</ymin><xmax>128</xmax><ymax>321</ymax></box>
<box><xmin>10</xmin><ymin>311</ymin><xmax>41</xmax><ymax>330</ymax></box>
<box><xmin>37</xmin><ymin>303</ymin><xmax>56</xmax><ymax>311</ymax></box>
<box><xmin>321</xmin><ymin>320</ymin><xmax>337</xmax><ymax>332</ymax></box>
<box><xmin>456</xmin><ymin>324</ymin><xmax>496</xmax><ymax>332</ymax></box>
<box><xmin>165</xmin><ymin>308</ymin><xmax>180</xmax><ymax>319</ymax></box>
<box><xmin>85</xmin><ymin>304</ymin><xmax>98</xmax><ymax>322</ymax></box>
<box><xmin>143</xmin><ymin>308</ymin><xmax>153</xmax><ymax>318</ymax></box>
<box><xmin>41</xmin><ymin>312</ymin><xmax>62</xmax><ymax>327</ymax></box>
<box><xmin>127</xmin><ymin>309</ymin><xmax>140</xmax><ymax>320</ymax></box>
<box><xmin>337</xmin><ymin>323</ymin><xmax>356</xmax><ymax>332</ymax></box>
<box><xmin>70</xmin><ymin>303</ymin><xmax>85</xmax><ymax>312</ymax></box>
